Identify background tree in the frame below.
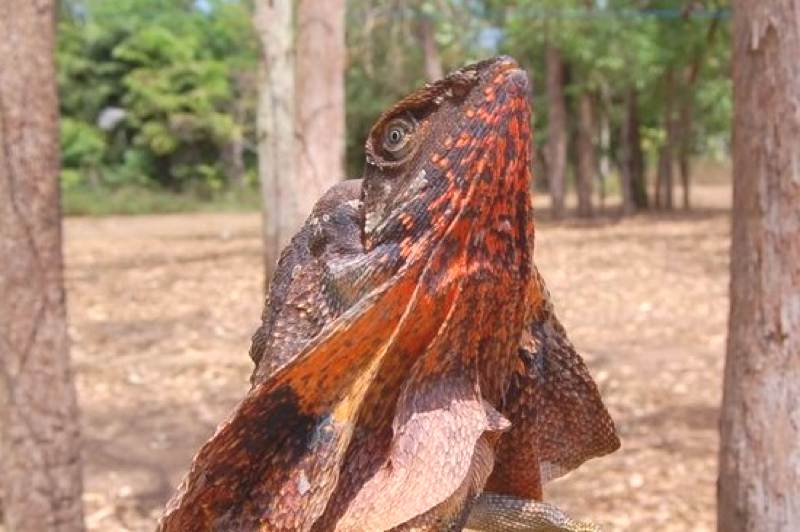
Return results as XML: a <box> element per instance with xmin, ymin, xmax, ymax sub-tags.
<box><xmin>344</xmin><ymin>0</ymin><xmax>482</xmax><ymax>177</ymax></box>
<box><xmin>575</xmin><ymin>90</ymin><xmax>596</xmax><ymax>217</ymax></box>
<box><xmin>619</xmin><ymin>86</ymin><xmax>646</xmax><ymax>213</ymax></box>
<box><xmin>718</xmin><ymin>0</ymin><xmax>800</xmax><ymax>530</ymax></box>
<box><xmin>57</xmin><ymin>0</ymin><xmax>259</xmax><ymax>206</ymax></box>
<box><xmin>254</xmin><ymin>0</ymin><xmax>296</xmax><ymax>279</ymax></box>
<box><xmin>50</xmin><ymin>0</ymin><xmax>733</xmax><ymax>220</ymax></box>
<box><xmin>501</xmin><ymin>0</ymin><xmax>730</xmax><ymax>215</ymax></box>
<box><xmin>417</xmin><ymin>3</ymin><xmax>444</xmax><ymax>82</ymax></box>
<box><xmin>0</xmin><ymin>1</ymin><xmax>85</xmax><ymax>530</ymax></box>
<box><xmin>255</xmin><ymin>0</ymin><xmax>345</xmax><ymax>280</ymax></box>
<box><xmin>294</xmin><ymin>0</ymin><xmax>346</xmax><ymax>214</ymax></box>
<box><xmin>545</xmin><ymin>44</ymin><xmax>568</xmax><ymax>218</ymax></box>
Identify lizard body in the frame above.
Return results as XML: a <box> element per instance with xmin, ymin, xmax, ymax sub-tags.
<box><xmin>158</xmin><ymin>57</ymin><xmax>619</xmax><ymax>532</ymax></box>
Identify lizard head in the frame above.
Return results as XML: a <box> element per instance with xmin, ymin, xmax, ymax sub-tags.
<box><xmin>360</xmin><ymin>56</ymin><xmax>533</xmax><ymax>270</ymax></box>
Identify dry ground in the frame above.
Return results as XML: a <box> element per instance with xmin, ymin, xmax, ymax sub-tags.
<box><xmin>62</xmin><ymin>184</ymin><xmax>731</xmax><ymax>531</ymax></box>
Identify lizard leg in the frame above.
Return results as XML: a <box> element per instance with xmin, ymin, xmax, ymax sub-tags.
<box><xmin>464</xmin><ymin>493</ymin><xmax>601</xmax><ymax>532</ymax></box>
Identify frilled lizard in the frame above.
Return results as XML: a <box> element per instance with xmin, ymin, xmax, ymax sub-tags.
<box><xmin>158</xmin><ymin>56</ymin><xmax>619</xmax><ymax>532</ymax></box>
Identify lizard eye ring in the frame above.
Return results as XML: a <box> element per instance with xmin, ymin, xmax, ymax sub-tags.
<box><xmin>382</xmin><ymin>117</ymin><xmax>415</xmax><ymax>160</ymax></box>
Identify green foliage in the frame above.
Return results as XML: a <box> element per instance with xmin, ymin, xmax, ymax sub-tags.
<box><xmin>57</xmin><ymin>0</ymin><xmax>258</xmax><ymax>194</ymax></box>
<box><xmin>60</xmin><ymin>118</ymin><xmax>106</xmax><ymax>175</ymax></box>
<box><xmin>56</xmin><ymin>0</ymin><xmax>731</xmax><ymax>214</ymax></box>
<box><xmin>344</xmin><ymin>0</ymin><xmax>490</xmax><ymax>177</ymax></box>
<box><xmin>495</xmin><ymin>0</ymin><xmax>731</xmax><ymax>171</ymax></box>
<box><xmin>343</xmin><ymin>0</ymin><xmax>730</xmax><ymax>187</ymax></box>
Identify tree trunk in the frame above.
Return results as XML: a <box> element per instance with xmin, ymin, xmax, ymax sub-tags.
<box><xmin>0</xmin><ymin>2</ymin><xmax>86</xmax><ymax>531</ymax></box>
<box><xmin>655</xmin><ymin>146</ymin><xmax>669</xmax><ymax>209</ymax></box>
<box><xmin>618</xmin><ymin>87</ymin><xmax>637</xmax><ymax>214</ymax></box>
<box><xmin>626</xmin><ymin>87</ymin><xmax>648</xmax><ymax>209</ymax></box>
<box><xmin>294</xmin><ymin>0</ymin><xmax>345</xmax><ymax>213</ymax></box>
<box><xmin>678</xmin><ymin>147</ymin><xmax>690</xmax><ymax>210</ymax></box>
<box><xmin>255</xmin><ymin>0</ymin><xmax>345</xmax><ymax>283</ymax></box>
<box><xmin>222</xmin><ymin>129</ymin><xmax>246</xmax><ymax>188</ymax></box>
<box><xmin>575</xmin><ymin>91</ymin><xmax>595</xmax><ymax>218</ymax></box>
<box><xmin>223</xmin><ymin>73</ymin><xmax>252</xmax><ymax>189</ymax></box>
<box><xmin>545</xmin><ymin>45</ymin><xmax>567</xmax><ymax>219</ymax></box>
<box><xmin>418</xmin><ymin>13</ymin><xmax>443</xmax><ymax>82</ymax></box>
<box><xmin>678</xmin><ymin>95</ymin><xmax>692</xmax><ymax>210</ymax></box>
<box><xmin>718</xmin><ymin>2</ymin><xmax>800</xmax><ymax>531</ymax></box>
<box><xmin>597</xmin><ymin>88</ymin><xmax>612</xmax><ymax>211</ymax></box>
<box><xmin>674</xmin><ymin>5</ymin><xmax>722</xmax><ymax>212</ymax></box>
<box><xmin>254</xmin><ymin>0</ymin><xmax>297</xmax><ymax>281</ymax></box>
<box><xmin>656</xmin><ymin>69</ymin><xmax>676</xmax><ymax>210</ymax></box>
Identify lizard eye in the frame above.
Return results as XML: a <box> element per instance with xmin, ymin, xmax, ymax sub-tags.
<box><xmin>382</xmin><ymin>117</ymin><xmax>415</xmax><ymax>160</ymax></box>
<box><xmin>388</xmin><ymin>127</ymin><xmax>404</xmax><ymax>144</ymax></box>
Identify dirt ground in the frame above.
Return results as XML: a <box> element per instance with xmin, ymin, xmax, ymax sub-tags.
<box><xmin>62</xmin><ymin>184</ymin><xmax>731</xmax><ymax>531</ymax></box>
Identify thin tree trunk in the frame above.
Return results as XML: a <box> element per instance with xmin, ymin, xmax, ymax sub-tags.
<box><xmin>222</xmin><ymin>129</ymin><xmax>246</xmax><ymax>188</ymax></box>
<box><xmin>678</xmin><ymin>95</ymin><xmax>692</xmax><ymax>210</ymax></box>
<box><xmin>0</xmin><ymin>1</ymin><xmax>86</xmax><ymax>530</ymax></box>
<box><xmin>666</xmin><ymin>90</ymin><xmax>677</xmax><ymax>211</ymax></box>
<box><xmin>655</xmin><ymin>147</ymin><xmax>668</xmax><ymax>209</ymax></box>
<box><xmin>545</xmin><ymin>45</ymin><xmax>567</xmax><ymax>219</ymax></box>
<box><xmin>418</xmin><ymin>13</ymin><xmax>443</xmax><ymax>82</ymax></box>
<box><xmin>626</xmin><ymin>87</ymin><xmax>648</xmax><ymax>209</ymax></box>
<box><xmin>618</xmin><ymin>87</ymin><xmax>636</xmax><ymax>214</ymax></box>
<box><xmin>254</xmin><ymin>0</ymin><xmax>297</xmax><ymax>282</ymax></box>
<box><xmin>294</xmin><ymin>0</ymin><xmax>345</xmax><ymax>215</ymax></box>
<box><xmin>575</xmin><ymin>91</ymin><xmax>595</xmax><ymax>218</ymax></box>
<box><xmin>679</xmin><ymin>148</ymin><xmax>690</xmax><ymax>209</ymax></box>
<box><xmin>718</xmin><ymin>1</ymin><xmax>800</xmax><ymax>530</ymax></box>
<box><xmin>223</xmin><ymin>73</ymin><xmax>251</xmax><ymax>189</ymax></box>
<box><xmin>618</xmin><ymin>146</ymin><xmax>634</xmax><ymax>215</ymax></box>
<box><xmin>674</xmin><ymin>4</ymin><xmax>722</xmax><ymax>212</ymax></box>
<box><xmin>598</xmin><ymin>89</ymin><xmax>611</xmax><ymax>210</ymax></box>
<box><xmin>656</xmin><ymin>69</ymin><xmax>676</xmax><ymax>210</ymax></box>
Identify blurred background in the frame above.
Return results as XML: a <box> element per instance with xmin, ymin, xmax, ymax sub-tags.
<box><xmin>56</xmin><ymin>0</ymin><xmax>731</xmax><ymax>218</ymax></box>
<box><xmin>4</xmin><ymin>0</ymin><xmax>741</xmax><ymax>531</ymax></box>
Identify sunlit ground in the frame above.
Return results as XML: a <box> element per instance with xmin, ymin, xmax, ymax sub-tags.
<box><xmin>60</xmin><ymin>180</ymin><xmax>731</xmax><ymax>531</ymax></box>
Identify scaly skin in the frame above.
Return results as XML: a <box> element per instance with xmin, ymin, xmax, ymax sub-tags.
<box><xmin>158</xmin><ymin>57</ymin><xmax>619</xmax><ymax>532</ymax></box>
<box><xmin>466</xmin><ymin>494</ymin><xmax>601</xmax><ymax>532</ymax></box>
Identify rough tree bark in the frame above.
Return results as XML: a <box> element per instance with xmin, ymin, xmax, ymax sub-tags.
<box><xmin>254</xmin><ymin>0</ymin><xmax>297</xmax><ymax>281</ymax></box>
<box><xmin>0</xmin><ymin>1</ymin><xmax>86</xmax><ymax>531</ymax></box>
<box><xmin>255</xmin><ymin>0</ymin><xmax>345</xmax><ymax>283</ymax></box>
<box><xmin>575</xmin><ymin>91</ymin><xmax>595</xmax><ymax>218</ymax></box>
<box><xmin>718</xmin><ymin>1</ymin><xmax>800</xmax><ymax>530</ymax></box>
<box><xmin>545</xmin><ymin>45</ymin><xmax>567</xmax><ymax>219</ymax></box>
<box><xmin>294</xmin><ymin>0</ymin><xmax>345</xmax><ymax>214</ymax></box>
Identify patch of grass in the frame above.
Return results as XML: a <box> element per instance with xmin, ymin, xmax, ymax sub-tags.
<box><xmin>62</xmin><ymin>185</ymin><xmax>262</xmax><ymax>216</ymax></box>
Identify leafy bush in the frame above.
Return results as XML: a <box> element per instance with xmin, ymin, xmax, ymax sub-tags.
<box><xmin>58</xmin><ymin>0</ymin><xmax>258</xmax><ymax>194</ymax></box>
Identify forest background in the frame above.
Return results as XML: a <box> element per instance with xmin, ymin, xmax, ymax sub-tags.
<box><xmin>57</xmin><ymin>0</ymin><xmax>731</xmax><ymax>217</ymax></box>
<box><xmin>17</xmin><ymin>1</ymin><xmax>795</xmax><ymax>531</ymax></box>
